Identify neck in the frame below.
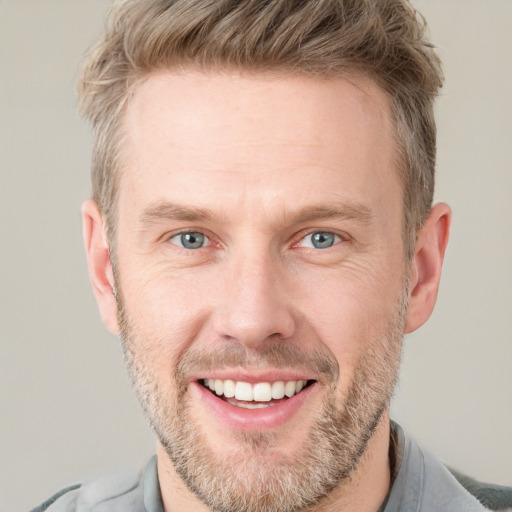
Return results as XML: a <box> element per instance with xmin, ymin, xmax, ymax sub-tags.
<box><xmin>157</xmin><ymin>411</ymin><xmax>391</xmax><ymax>512</ymax></box>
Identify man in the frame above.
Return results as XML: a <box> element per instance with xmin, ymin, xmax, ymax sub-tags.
<box><xmin>31</xmin><ymin>0</ymin><xmax>511</xmax><ymax>511</ymax></box>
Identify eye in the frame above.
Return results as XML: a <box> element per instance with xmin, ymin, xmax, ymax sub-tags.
<box><xmin>298</xmin><ymin>231</ymin><xmax>341</xmax><ymax>249</ymax></box>
<box><xmin>169</xmin><ymin>231</ymin><xmax>209</xmax><ymax>249</ymax></box>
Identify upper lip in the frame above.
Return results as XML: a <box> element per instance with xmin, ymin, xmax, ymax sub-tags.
<box><xmin>190</xmin><ymin>369</ymin><xmax>318</xmax><ymax>384</ymax></box>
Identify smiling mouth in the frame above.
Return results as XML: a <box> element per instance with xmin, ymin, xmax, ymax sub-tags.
<box><xmin>201</xmin><ymin>378</ymin><xmax>315</xmax><ymax>409</ymax></box>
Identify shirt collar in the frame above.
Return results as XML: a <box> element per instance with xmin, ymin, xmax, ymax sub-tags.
<box><xmin>143</xmin><ymin>455</ymin><xmax>165</xmax><ymax>512</ymax></box>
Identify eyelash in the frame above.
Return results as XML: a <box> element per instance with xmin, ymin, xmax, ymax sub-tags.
<box><xmin>166</xmin><ymin>229</ymin><xmax>346</xmax><ymax>252</ymax></box>
<box><xmin>295</xmin><ymin>231</ymin><xmax>343</xmax><ymax>250</ymax></box>
<box><xmin>168</xmin><ymin>231</ymin><xmax>211</xmax><ymax>249</ymax></box>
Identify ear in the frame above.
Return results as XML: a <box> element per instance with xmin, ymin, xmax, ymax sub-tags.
<box><xmin>82</xmin><ymin>199</ymin><xmax>119</xmax><ymax>335</ymax></box>
<box><xmin>405</xmin><ymin>202</ymin><xmax>451</xmax><ymax>334</ymax></box>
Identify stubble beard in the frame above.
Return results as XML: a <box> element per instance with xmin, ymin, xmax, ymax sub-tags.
<box><xmin>117</xmin><ymin>283</ymin><xmax>407</xmax><ymax>512</ymax></box>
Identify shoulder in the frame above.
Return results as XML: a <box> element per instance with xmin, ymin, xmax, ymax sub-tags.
<box><xmin>388</xmin><ymin>423</ymin><xmax>512</xmax><ymax>512</ymax></box>
<box><xmin>448</xmin><ymin>467</ymin><xmax>512</xmax><ymax>512</ymax></box>
<box><xmin>29</xmin><ymin>466</ymin><xmax>144</xmax><ymax>512</ymax></box>
<box><xmin>29</xmin><ymin>484</ymin><xmax>81</xmax><ymax>512</ymax></box>
<box><xmin>416</xmin><ymin>439</ymin><xmax>512</xmax><ymax>511</ymax></box>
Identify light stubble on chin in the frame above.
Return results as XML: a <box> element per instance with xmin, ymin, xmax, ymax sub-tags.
<box><xmin>116</xmin><ymin>282</ymin><xmax>407</xmax><ymax>512</ymax></box>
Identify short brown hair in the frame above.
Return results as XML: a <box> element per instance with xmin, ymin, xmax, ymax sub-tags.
<box><xmin>77</xmin><ymin>0</ymin><xmax>443</xmax><ymax>258</ymax></box>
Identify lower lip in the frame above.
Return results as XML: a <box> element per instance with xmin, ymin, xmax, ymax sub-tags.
<box><xmin>191</xmin><ymin>381</ymin><xmax>319</xmax><ymax>431</ymax></box>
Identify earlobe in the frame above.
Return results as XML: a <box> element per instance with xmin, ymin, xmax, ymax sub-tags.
<box><xmin>82</xmin><ymin>199</ymin><xmax>120</xmax><ymax>335</ymax></box>
<box><xmin>405</xmin><ymin>202</ymin><xmax>451</xmax><ymax>334</ymax></box>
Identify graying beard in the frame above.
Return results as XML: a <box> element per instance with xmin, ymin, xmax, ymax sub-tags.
<box><xmin>117</xmin><ymin>278</ymin><xmax>408</xmax><ymax>512</ymax></box>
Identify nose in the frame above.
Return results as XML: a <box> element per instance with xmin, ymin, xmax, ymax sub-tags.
<box><xmin>212</xmin><ymin>252</ymin><xmax>296</xmax><ymax>349</ymax></box>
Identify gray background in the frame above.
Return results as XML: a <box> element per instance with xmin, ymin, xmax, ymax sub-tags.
<box><xmin>0</xmin><ymin>1</ymin><xmax>511</xmax><ymax>511</ymax></box>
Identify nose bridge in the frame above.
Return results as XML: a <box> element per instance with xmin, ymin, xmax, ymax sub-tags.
<box><xmin>214</xmin><ymin>243</ymin><xmax>295</xmax><ymax>348</ymax></box>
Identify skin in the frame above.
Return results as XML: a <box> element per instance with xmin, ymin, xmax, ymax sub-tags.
<box><xmin>83</xmin><ymin>71</ymin><xmax>451</xmax><ymax>512</ymax></box>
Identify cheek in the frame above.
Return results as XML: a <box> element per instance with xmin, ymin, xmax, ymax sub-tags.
<box><xmin>118</xmin><ymin>262</ymin><xmax>213</xmax><ymax>367</ymax></box>
<box><xmin>291</xmin><ymin>264</ymin><xmax>404</xmax><ymax>364</ymax></box>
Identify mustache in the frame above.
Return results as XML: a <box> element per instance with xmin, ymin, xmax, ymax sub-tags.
<box><xmin>175</xmin><ymin>343</ymin><xmax>340</xmax><ymax>384</ymax></box>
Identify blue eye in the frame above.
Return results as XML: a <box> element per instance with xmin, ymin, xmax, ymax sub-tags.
<box><xmin>170</xmin><ymin>232</ymin><xmax>209</xmax><ymax>249</ymax></box>
<box><xmin>299</xmin><ymin>231</ymin><xmax>341</xmax><ymax>249</ymax></box>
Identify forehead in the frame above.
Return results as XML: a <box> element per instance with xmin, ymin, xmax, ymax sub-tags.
<box><xmin>119</xmin><ymin>70</ymin><xmax>401</xmax><ymax>225</ymax></box>
<box><xmin>124</xmin><ymin>70</ymin><xmax>396</xmax><ymax>158</ymax></box>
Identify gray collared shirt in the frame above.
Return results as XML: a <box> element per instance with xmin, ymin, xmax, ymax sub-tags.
<box><xmin>34</xmin><ymin>423</ymin><xmax>498</xmax><ymax>511</ymax></box>
<box><xmin>379</xmin><ymin>423</ymin><xmax>490</xmax><ymax>511</ymax></box>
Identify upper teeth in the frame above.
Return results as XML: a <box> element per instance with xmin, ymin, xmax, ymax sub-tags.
<box><xmin>203</xmin><ymin>379</ymin><xmax>308</xmax><ymax>401</ymax></box>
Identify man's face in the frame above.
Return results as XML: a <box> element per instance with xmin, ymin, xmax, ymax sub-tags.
<box><xmin>113</xmin><ymin>71</ymin><xmax>408</xmax><ymax>511</ymax></box>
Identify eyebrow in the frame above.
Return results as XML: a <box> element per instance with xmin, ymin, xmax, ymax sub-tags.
<box><xmin>137</xmin><ymin>200</ymin><xmax>374</xmax><ymax>229</ymax></box>
<box><xmin>138</xmin><ymin>202</ymin><xmax>216</xmax><ymax>227</ymax></box>
<box><xmin>289</xmin><ymin>203</ymin><xmax>374</xmax><ymax>225</ymax></box>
